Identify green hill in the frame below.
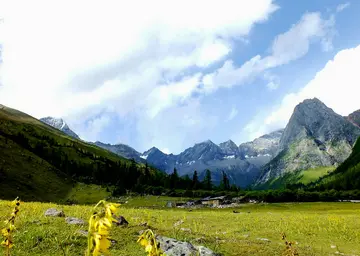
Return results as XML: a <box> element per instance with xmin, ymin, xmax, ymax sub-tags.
<box><xmin>254</xmin><ymin>166</ymin><xmax>336</xmax><ymax>190</ymax></box>
<box><xmin>0</xmin><ymin>105</ymin><xmax>164</xmax><ymax>202</ymax></box>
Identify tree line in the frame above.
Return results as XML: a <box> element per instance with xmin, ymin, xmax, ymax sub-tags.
<box><xmin>3</xmin><ymin>128</ymin><xmax>239</xmax><ymax>196</ymax></box>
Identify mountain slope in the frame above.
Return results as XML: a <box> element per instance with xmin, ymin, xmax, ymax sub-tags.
<box><xmin>255</xmin><ymin>98</ymin><xmax>360</xmax><ymax>187</ymax></box>
<box><xmin>0</xmin><ymin>104</ymin><xmax>161</xmax><ymax>201</ymax></box>
<box><xmin>347</xmin><ymin>110</ymin><xmax>360</xmax><ymax>128</ymax></box>
<box><xmin>313</xmin><ymin>137</ymin><xmax>360</xmax><ymax>190</ymax></box>
<box><xmin>40</xmin><ymin>117</ymin><xmax>80</xmax><ymax>139</ymax></box>
<box><xmin>94</xmin><ymin>141</ymin><xmax>144</xmax><ymax>162</ymax></box>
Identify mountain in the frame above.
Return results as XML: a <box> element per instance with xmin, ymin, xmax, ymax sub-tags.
<box><xmin>219</xmin><ymin>140</ymin><xmax>241</xmax><ymax>157</ymax></box>
<box><xmin>0</xmin><ymin>104</ymin><xmax>163</xmax><ymax>201</ymax></box>
<box><xmin>255</xmin><ymin>98</ymin><xmax>360</xmax><ymax>187</ymax></box>
<box><xmin>137</xmin><ymin>139</ymin><xmax>272</xmax><ymax>187</ymax></box>
<box><xmin>40</xmin><ymin>117</ymin><xmax>80</xmax><ymax>139</ymax></box>
<box><xmin>141</xmin><ymin>147</ymin><xmax>177</xmax><ymax>172</ymax></box>
<box><xmin>239</xmin><ymin>129</ymin><xmax>283</xmax><ymax>159</ymax></box>
<box><xmin>94</xmin><ymin>141</ymin><xmax>144</xmax><ymax>162</ymax></box>
<box><xmin>347</xmin><ymin>109</ymin><xmax>360</xmax><ymax>128</ymax></box>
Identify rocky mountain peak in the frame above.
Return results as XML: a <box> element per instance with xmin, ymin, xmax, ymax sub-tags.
<box><xmin>239</xmin><ymin>129</ymin><xmax>284</xmax><ymax>158</ymax></box>
<box><xmin>280</xmin><ymin>98</ymin><xmax>360</xmax><ymax>149</ymax></box>
<box><xmin>219</xmin><ymin>140</ymin><xmax>239</xmax><ymax>156</ymax></box>
<box><xmin>40</xmin><ymin>116</ymin><xmax>80</xmax><ymax>139</ymax></box>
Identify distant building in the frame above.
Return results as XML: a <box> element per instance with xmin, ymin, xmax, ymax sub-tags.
<box><xmin>200</xmin><ymin>196</ymin><xmax>228</xmax><ymax>207</ymax></box>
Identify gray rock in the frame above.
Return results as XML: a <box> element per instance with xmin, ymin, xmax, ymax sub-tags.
<box><xmin>256</xmin><ymin>238</ymin><xmax>271</xmax><ymax>242</ymax></box>
<box><xmin>65</xmin><ymin>217</ymin><xmax>85</xmax><ymax>225</ymax></box>
<box><xmin>44</xmin><ymin>208</ymin><xmax>65</xmax><ymax>217</ymax></box>
<box><xmin>156</xmin><ymin>235</ymin><xmax>219</xmax><ymax>256</ymax></box>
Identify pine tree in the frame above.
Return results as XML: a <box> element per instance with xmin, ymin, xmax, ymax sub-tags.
<box><xmin>192</xmin><ymin>170</ymin><xmax>199</xmax><ymax>190</ymax></box>
<box><xmin>202</xmin><ymin>169</ymin><xmax>212</xmax><ymax>190</ymax></box>
<box><xmin>170</xmin><ymin>168</ymin><xmax>179</xmax><ymax>189</ymax></box>
<box><xmin>220</xmin><ymin>171</ymin><xmax>230</xmax><ymax>190</ymax></box>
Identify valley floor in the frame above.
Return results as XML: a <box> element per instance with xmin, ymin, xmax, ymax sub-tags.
<box><xmin>0</xmin><ymin>198</ymin><xmax>359</xmax><ymax>256</ymax></box>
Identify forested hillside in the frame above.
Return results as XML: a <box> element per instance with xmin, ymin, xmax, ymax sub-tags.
<box><xmin>0</xmin><ymin>105</ymin><xmax>168</xmax><ymax>201</ymax></box>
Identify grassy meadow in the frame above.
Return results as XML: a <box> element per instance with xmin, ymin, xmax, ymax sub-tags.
<box><xmin>1</xmin><ymin>197</ymin><xmax>360</xmax><ymax>256</ymax></box>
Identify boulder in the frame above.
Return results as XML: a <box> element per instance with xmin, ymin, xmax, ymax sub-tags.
<box><xmin>156</xmin><ymin>235</ymin><xmax>219</xmax><ymax>256</ymax></box>
<box><xmin>65</xmin><ymin>217</ymin><xmax>85</xmax><ymax>225</ymax></box>
<box><xmin>113</xmin><ymin>215</ymin><xmax>129</xmax><ymax>226</ymax></box>
<box><xmin>44</xmin><ymin>208</ymin><xmax>65</xmax><ymax>217</ymax></box>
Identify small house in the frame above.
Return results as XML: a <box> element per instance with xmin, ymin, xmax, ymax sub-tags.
<box><xmin>200</xmin><ymin>196</ymin><xmax>228</xmax><ymax>207</ymax></box>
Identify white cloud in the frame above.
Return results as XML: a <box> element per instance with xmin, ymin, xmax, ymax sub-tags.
<box><xmin>264</xmin><ymin>72</ymin><xmax>279</xmax><ymax>90</ymax></box>
<box><xmin>336</xmin><ymin>2</ymin><xmax>350</xmax><ymax>13</ymax></box>
<box><xmin>201</xmin><ymin>12</ymin><xmax>335</xmax><ymax>93</ymax></box>
<box><xmin>244</xmin><ymin>44</ymin><xmax>360</xmax><ymax>139</ymax></box>
<box><xmin>226</xmin><ymin>106</ymin><xmax>238</xmax><ymax>122</ymax></box>
<box><xmin>0</xmin><ymin>0</ymin><xmax>277</xmax><ymax>118</ymax></box>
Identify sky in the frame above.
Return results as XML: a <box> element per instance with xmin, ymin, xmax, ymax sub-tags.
<box><xmin>1</xmin><ymin>0</ymin><xmax>360</xmax><ymax>154</ymax></box>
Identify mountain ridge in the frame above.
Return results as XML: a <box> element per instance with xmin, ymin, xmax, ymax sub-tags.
<box><xmin>40</xmin><ymin>117</ymin><xmax>80</xmax><ymax>140</ymax></box>
<box><xmin>255</xmin><ymin>98</ymin><xmax>360</xmax><ymax>187</ymax></box>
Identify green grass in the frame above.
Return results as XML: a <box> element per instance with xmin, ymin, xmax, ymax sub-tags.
<box><xmin>257</xmin><ymin>166</ymin><xmax>336</xmax><ymax>189</ymax></box>
<box><xmin>298</xmin><ymin>166</ymin><xmax>336</xmax><ymax>184</ymax></box>
<box><xmin>62</xmin><ymin>183</ymin><xmax>112</xmax><ymax>205</ymax></box>
<box><xmin>1</xmin><ymin>198</ymin><xmax>360</xmax><ymax>256</ymax></box>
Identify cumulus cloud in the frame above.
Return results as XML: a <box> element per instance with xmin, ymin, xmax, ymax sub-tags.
<box><xmin>0</xmin><ymin>0</ymin><xmax>277</xmax><ymax>116</ymax></box>
<box><xmin>244</xmin><ymin>44</ymin><xmax>360</xmax><ymax>140</ymax></box>
<box><xmin>202</xmin><ymin>12</ymin><xmax>336</xmax><ymax>94</ymax></box>
<box><xmin>0</xmin><ymin>0</ymin><xmax>279</xmax><ymax>152</ymax></box>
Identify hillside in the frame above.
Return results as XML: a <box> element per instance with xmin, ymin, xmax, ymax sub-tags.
<box><xmin>347</xmin><ymin>109</ymin><xmax>360</xmax><ymax>127</ymax></box>
<box><xmin>313</xmin><ymin>137</ymin><xmax>360</xmax><ymax>190</ymax></box>
<box><xmin>0</xmin><ymin>105</ymin><xmax>164</xmax><ymax>201</ymax></box>
<box><xmin>255</xmin><ymin>98</ymin><xmax>360</xmax><ymax>188</ymax></box>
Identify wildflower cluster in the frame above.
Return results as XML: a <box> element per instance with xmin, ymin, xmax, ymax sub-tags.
<box><xmin>1</xmin><ymin>197</ymin><xmax>20</xmax><ymax>256</ymax></box>
<box><xmin>86</xmin><ymin>200</ymin><xmax>120</xmax><ymax>256</ymax></box>
<box><xmin>281</xmin><ymin>233</ymin><xmax>299</xmax><ymax>256</ymax></box>
<box><xmin>137</xmin><ymin>229</ymin><xmax>164</xmax><ymax>256</ymax></box>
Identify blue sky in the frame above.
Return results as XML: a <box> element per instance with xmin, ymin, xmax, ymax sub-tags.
<box><xmin>1</xmin><ymin>0</ymin><xmax>360</xmax><ymax>154</ymax></box>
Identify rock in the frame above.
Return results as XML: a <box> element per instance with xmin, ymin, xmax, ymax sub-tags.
<box><xmin>196</xmin><ymin>246</ymin><xmax>218</xmax><ymax>256</ymax></box>
<box><xmin>44</xmin><ymin>208</ymin><xmax>65</xmax><ymax>217</ymax></box>
<box><xmin>65</xmin><ymin>217</ymin><xmax>85</xmax><ymax>225</ymax></box>
<box><xmin>113</xmin><ymin>215</ymin><xmax>129</xmax><ymax>226</ymax></box>
<box><xmin>256</xmin><ymin>238</ymin><xmax>271</xmax><ymax>242</ymax></box>
<box><xmin>166</xmin><ymin>201</ymin><xmax>175</xmax><ymax>208</ymax></box>
<box><xmin>77</xmin><ymin>230</ymin><xmax>89</xmax><ymax>237</ymax></box>
<box><xmin>180</xmin><ymin>228</ymin><xmax>191</xmax><ymax>233</ymax></box>
<box><xmin>156</xmin><ymin>235</ymin><xmax>219</xmax><ymax>256</ymax></box>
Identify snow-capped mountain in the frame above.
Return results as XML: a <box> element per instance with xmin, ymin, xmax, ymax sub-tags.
<box><xmin>40</xmin><ymin>117</ymin><xmax>80</xmax><ymax>139</ymax></box>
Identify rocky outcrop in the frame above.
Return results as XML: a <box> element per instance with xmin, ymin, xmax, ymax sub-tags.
<box><xmin>40</xmin><ymin>117</ymin><xmax>80</xmax><ymax>139</ymax></box>
<box><xmin>256</xmin><ymin>98</ymin><xmax>360</xmax><ymax>185</ymax></box>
